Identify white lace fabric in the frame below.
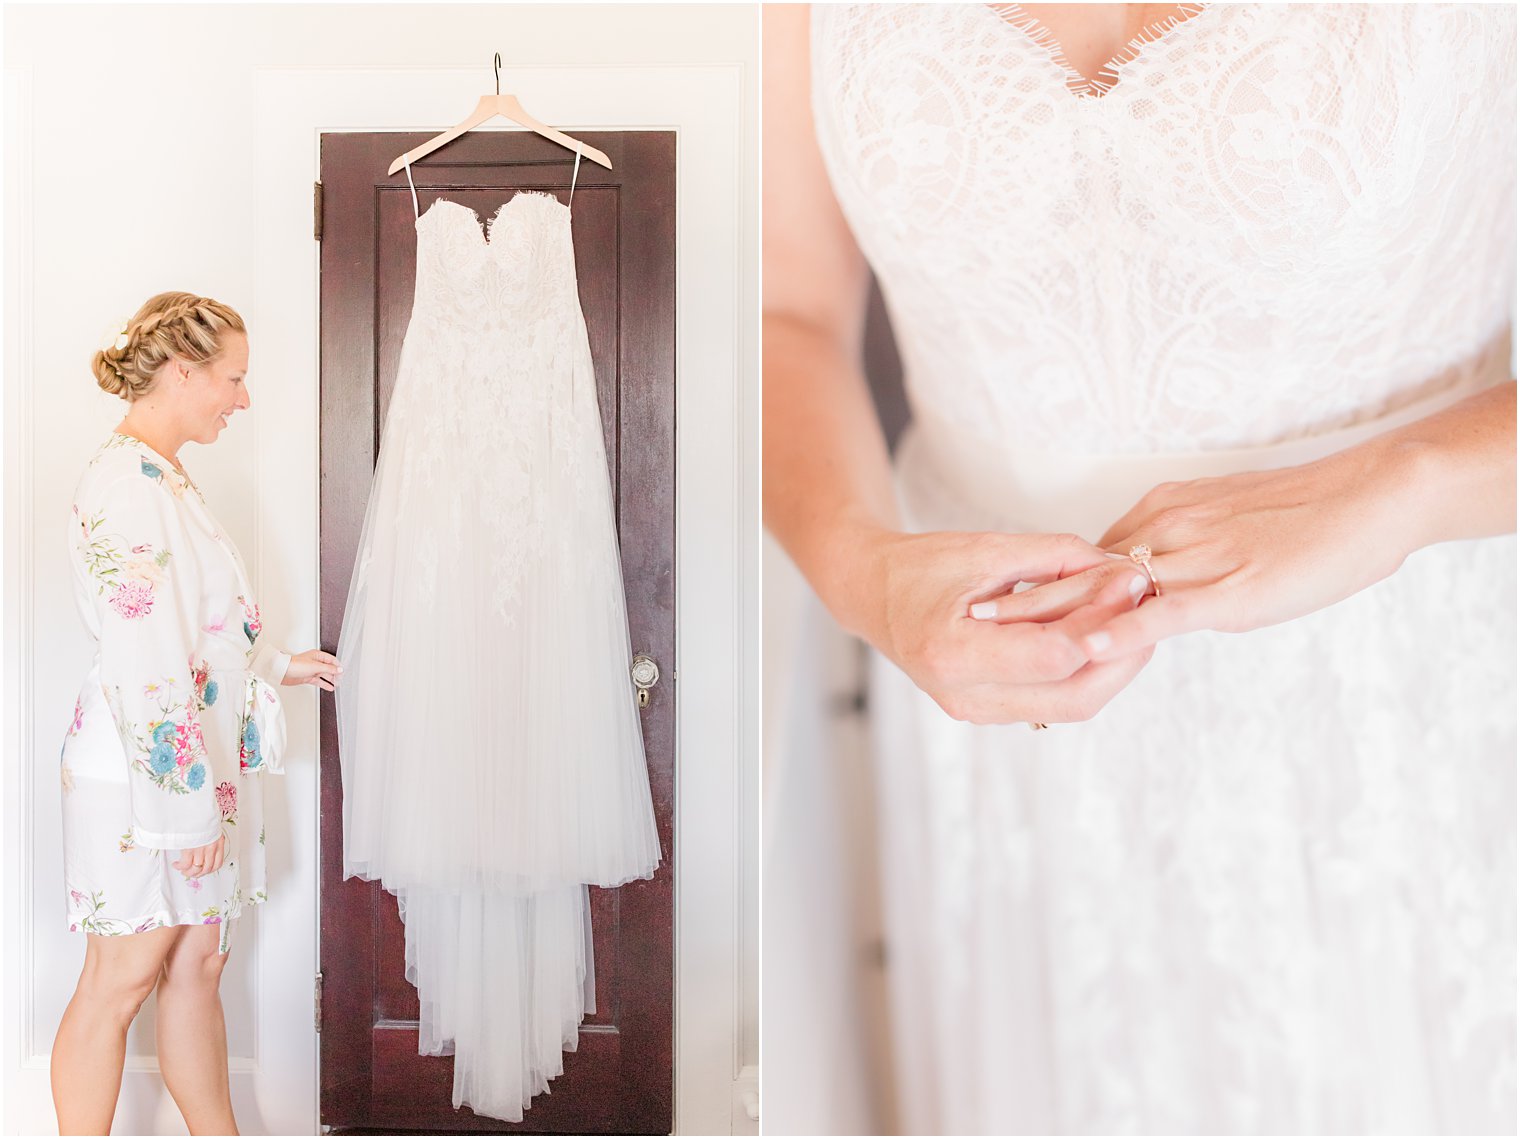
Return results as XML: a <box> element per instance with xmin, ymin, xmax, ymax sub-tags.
<box><xmin>813</xmin><ymin>3</ymin><xmax>1516</xmax><ymax>454</ymax></box>
<box><xmin>809</xmin><ymin>4</ymin><xmax>1517</xmax><ymax>1133</ymax></box>
<box><xmin>386</xmin><ymin>194</ymin><xmax>592</xmax><ymax>620</ymax></box>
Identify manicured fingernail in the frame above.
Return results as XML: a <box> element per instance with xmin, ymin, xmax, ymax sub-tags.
<box><xmin>1128</xmin><ymin>574</ymin><xmax>1146</xmax><ymax>601</ymax></box>
<box><xmin>1084</xmin><ymin>631</ymin><xmax>1111</xmax><ymax>655</ymax></box>
<box><xmin>969</xmin><ymin>601</ymin><xmax>998</xmax><ymax>620</ymax></box>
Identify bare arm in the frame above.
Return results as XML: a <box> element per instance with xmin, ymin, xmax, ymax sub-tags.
<box><xmin>1043</xmin><ymin>371</ymin><xmax>1519</xmax><ymax>662</ymax></box>
<box><xmin>1367</xmin><ymin>377</ymin><xmax>1517</xmax><ymax>551</ymax></box>
<box><xmin>762</xmin><ymin>4</ymin><xmax>895</xmax><ymax>641</ymax></box>
<box><xmin>762</xmin><ymin>5</ymin><xmax>1154</xmax><ymax>725</ymax></box>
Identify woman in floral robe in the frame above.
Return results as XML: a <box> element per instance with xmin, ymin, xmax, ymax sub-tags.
<box><xmin>51</xmin><ymin>292</ymin><xmax>341</xmax><ymax>1134</ymax></box>
<box><xmin>62</xmin><ymin>430</ymin><xmax>287</xmax><ymax>951</ymax></box>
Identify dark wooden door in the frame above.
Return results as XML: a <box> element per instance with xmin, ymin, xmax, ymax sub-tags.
<box><xmin>317</xmin><ymin>131</ymin><xmax>675</xmax><ymax>1134</ymax></box>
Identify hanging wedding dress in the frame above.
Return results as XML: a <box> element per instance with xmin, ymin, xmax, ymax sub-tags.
<box><xmin>811</xmin><ymin>4</ymin><xmax>1515</xmax><ymax>1133</ymax></box>
<box><xmin>336</xmin><ymin>155</ymin><xmax>661</xmax><ymax>1122</ymax></box>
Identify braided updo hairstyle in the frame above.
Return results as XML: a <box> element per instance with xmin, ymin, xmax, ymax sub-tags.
<box><xmin>92</xmin><ymin>291</ymin><xmax>246</xmax><ymax>401</ymax></box>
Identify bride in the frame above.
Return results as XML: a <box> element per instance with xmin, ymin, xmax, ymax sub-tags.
<box><xmin>764</xmin><ymin>4</ymin><xmax>1515</xmax><ymax>1134</ymax></box>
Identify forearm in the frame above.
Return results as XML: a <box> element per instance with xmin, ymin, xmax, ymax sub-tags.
<box><xmin>763</xmin><ymin>311</ymin><xmax>901</xmax><ymax>637</ymax></box>
<box><xmin>1348</xmin><ymin>380</ymin><xmax>1517</xmax><ymax>557</ymax></box>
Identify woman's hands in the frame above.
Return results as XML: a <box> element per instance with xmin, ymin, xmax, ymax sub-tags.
<box><xmin>283</xmin><ymin>649</ymin><xmax>343</xmax><ymax>692</ymax></box>
<box><xmin>1061</xmin><ymin>448</ymin><xmax>1416</xmax><ymax>663</ymax></box>
<box><xmin>960</xmin><ymin>381</ymin><xmax>1518</xmax><ymax>670</ymax></box>
<box><xmin>852</xmin><ymin>529</ymin><xmax>1155</xmax><ymax>724</ymax></box>
<box><xmin>174</xmin><ymin>834</ymin><xmax>227</xmax><ymax>879</ymax></box>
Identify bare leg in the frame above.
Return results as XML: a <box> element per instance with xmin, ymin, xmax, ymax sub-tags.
<box><xmin>155</xmin><ymin>921</ymin><xmax>239</xmax><ymax>1136</ymax></box>
<box><xmin>51</xmin><ymin>925</ymin><xmax>180</xmax><ymax>1136</ymax></box>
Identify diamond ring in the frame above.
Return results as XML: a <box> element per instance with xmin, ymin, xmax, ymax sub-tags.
<box><xmin>1129</xmin><ymin>543</ymin><xmax>1162</xmax><ymax>597</ymax></box>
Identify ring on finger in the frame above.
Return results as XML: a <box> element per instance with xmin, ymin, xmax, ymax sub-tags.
<box><xmin>1128</xmin><ymin>543</ymin><xmax>1162</xmax><ymax>597</ymax></box>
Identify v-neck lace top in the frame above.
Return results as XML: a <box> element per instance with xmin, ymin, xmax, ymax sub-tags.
<box><xmin>811</xmin><ymin>3</ymin><xmax>1516</xmax><ymax>455</ymax></box>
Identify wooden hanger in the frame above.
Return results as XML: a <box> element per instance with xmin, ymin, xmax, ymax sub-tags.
<box><xmin>387</xmin><ymin>53</ymin><xmax>611</xmax><ymax>175</ymax></box>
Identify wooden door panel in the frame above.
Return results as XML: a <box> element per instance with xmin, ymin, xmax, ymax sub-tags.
<box><xmin>319</xmin><ymin>130</ymin><xmax>675</xmax><ymax>1135</ymax></box>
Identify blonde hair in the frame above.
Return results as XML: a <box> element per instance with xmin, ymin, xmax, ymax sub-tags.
<box><xmin>92</xmin><ymin>291</ymin><xmax>246</xmax><ymax>401</ymax></box>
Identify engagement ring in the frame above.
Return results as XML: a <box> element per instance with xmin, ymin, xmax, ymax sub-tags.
<box><xmin>1128</xmin><ymin>543</ymin><xmax>1162</xmax><ymax>597</ymax></box>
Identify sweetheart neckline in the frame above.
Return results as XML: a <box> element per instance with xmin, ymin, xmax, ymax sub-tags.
<box><xmin>416</xmin><ymin>191</ymin><xmax>570</xmax><ymax>247</ymax></box>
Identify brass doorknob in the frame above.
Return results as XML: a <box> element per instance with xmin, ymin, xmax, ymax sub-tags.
<box><xmin>631</xmin><ymin>654</ymin><xmax>660</xmax><ymax>707</ymax></box>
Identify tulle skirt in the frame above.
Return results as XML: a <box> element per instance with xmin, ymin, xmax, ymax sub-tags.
<box><xmin>397</xmin><ymin>883</ymin><xmax>595</xmax><ymax>1120</ymax></box>
<box><xmin>334</xmin><ymin>288</ymin><xmax>659</xmax><ymax>1120</ymax></box>
<box><xmin>870</xmin><ymin>534</ymin><xmax>1517</xmax><ymax>1134</ymax></box>
<box><xmin>335</xmin><ymin>315</ymin><xmax>660</xmax><ymax>893</ymax></box>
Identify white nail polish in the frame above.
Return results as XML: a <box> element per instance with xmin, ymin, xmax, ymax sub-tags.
<box><xmin>1085</xmin><ymin>631</ymin><xmax>1111</xmax><ymax>655</ymax></box>
<box><xmin>970</xmin><ymin>601</ymin><xmax>998</xmax><ymax>620</ymax></box>
<box><xmin>1128</xmin><ymin>574</ymin><xmax>1146</xmax><ymax>601</ymax></box>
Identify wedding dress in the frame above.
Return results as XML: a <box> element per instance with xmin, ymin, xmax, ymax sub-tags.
<box><xmin>811</xmin><ymin>4</ymin><xmax>1515</xmax><ymax>1133</ymax></box>
<box><xmin>335</xmin><ymin>156</ymin><xmax>661</xmax><ymax>1122</ymax></box>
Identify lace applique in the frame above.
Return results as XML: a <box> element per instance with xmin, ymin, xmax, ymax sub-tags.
<box><xmin>812</xmin><ymin>4</ymin><xmax>1516</xmax><ymax>453</ymax></box>
<box><xmin>387</xmin><ymin>191</ymin><xmax>595</xmax><ymax>621</ymax></box>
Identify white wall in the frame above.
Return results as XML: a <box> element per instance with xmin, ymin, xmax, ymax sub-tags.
<box><xmin>3</xmin><ymin>4</ymin><xmax>757</xmax><ymax>1134</ymax></box>
<box><xmin>760</xmin><ymin>536</ymin><xmax>896</xmax><ymax>1135</ymax></box>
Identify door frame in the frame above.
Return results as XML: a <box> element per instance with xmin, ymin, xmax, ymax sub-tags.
<box><xmin>250</xmin><ymin>63</ymin><xmax>755</xmax><ymax>1134</ymax></box>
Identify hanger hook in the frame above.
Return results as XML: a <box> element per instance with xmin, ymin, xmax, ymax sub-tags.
<box><xmin>493</xmin><ymin>52</ymin><xmax>501</xmax><ymax>96</ymax></box>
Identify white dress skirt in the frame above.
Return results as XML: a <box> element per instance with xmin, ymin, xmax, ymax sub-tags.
<box><xmin>336</xmin><ymin>173</ymin><xmax>660</xmax><ymax>1121</ymax></box>
<box><xmin>810</xmin><ymin>4</ymin><xmax>1517</xmax><ymax>1132</ymax></box>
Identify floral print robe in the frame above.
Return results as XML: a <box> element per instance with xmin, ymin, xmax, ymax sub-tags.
<box><xmin>60</xmin><ymin>432</ymin><xmax>290</xmax><ymax>955</ymax></box>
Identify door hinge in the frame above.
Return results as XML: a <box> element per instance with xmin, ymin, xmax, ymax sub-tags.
<box><xmin>313</xmin><ymin>181</ymin><xmax>323</xmax><ymax>242</ymax></box>
<box><xmin>314</xmin><ymin>970</ymin><xmax>324</xmax><ymax>1033</ymax></box>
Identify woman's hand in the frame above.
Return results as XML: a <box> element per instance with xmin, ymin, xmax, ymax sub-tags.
<box><xmin>173</xmin><ymin>834</ymin><xmax>227</xmax><ymax>879</ymax></box>
<box><xmin>853</xmin><ymin>528</ymin><xmax>1155</xmax><ymax>725</ymax></box>
<box><xmin>282</xmin><ymin>648</ymin><xmax>342</xmax><ymax>692</ymax></box>
<box><xmin>970</xmin><ymin>380</ymin><xmax>1517</xmax><ymax>668</ymax></box>
<box><xmin>1070</xmin><ymin>447</ymin><xmax>1420</xmax><ymax>662</ymax></box>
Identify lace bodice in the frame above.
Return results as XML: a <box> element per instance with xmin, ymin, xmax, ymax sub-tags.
<box><xmin>411</xmin><ymin>193</ymin><xmax>581</xmax><ymax>343</ymax></box>
<box><xmin>379</xmin><ymin>192</ymin><xmax>596</xmax><ymax>616</ymax></box>
<box><xmin>811</xmin><ymin>3</ymin><xmax>1517</xmax><ymax>453</ymax></box>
